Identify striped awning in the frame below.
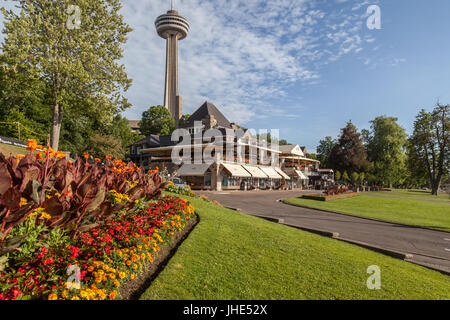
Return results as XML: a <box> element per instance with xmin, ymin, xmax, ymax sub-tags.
<box><xmin>274</xmin><ymin>167</ymin><xmax>291</xmax><ymax>180</ymax></box>
<box><xmin>259</xmin><ymin>166</ymin><xmax>282</xmax><ymax>179</ymax></box>
<box><xmin>242</xmin><ymin>165</ymin><xmax>268</xmax><ymax>179</ymax></box>
<box><xmin>221</xmin><ymin>163</ymin><xmax>252</xmax><ymax>178</ymax></box>
<box><xmin>177</xmin><ymin>163</ymin><xmax>211</xmax><ymax>177</ymax></box>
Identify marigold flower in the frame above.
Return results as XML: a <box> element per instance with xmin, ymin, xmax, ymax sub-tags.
<box><xmin>48</xmin><ymin>293</ymin><xmax>58</xmax><ymax>300</ymax></box>
<box><xmin>109</xmin><ymin>290</ymin><xmax>117</xmax><ymax>300</ymax></box>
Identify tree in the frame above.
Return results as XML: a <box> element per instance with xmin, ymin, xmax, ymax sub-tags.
<box><xmin>329</xmin><ymin>121</ymin><xmax>370</xmax><ymax>174</ymax></box>
<box><xmin>335</xmin><ymin>170</ymin><xmax>341</xmax><ymax>181</ymax></box>
<box><xmin>342</xmin><ymin>171</ymin><xmax>350</xmax><ymax>182</ymax></box>
<box><xmin>408</xmin><ymin>104</ymin><xmax>449</xmax><ymax>195</ymax></box>
<box><xmin>350</xmin><ymin>172</ymin><xmax>359</xmax><ymax>185</ymax></box>
<box><xmin>316</xmin><ymin>136</ymin><xmax>336</xmax><ymax>168</ymax></box>
<box><xmin>85</xmin><ymin>133</ymin><xmax>124</xmax><ymax>160</ymax></box>
<box><xmin>1</xmin><ymin>0</ymin><xmax>132</xmax><ymax>150</ymax></box>
<box><xmin>140</xmin><ymin>106</ymin><xmax>175</xmax><ymax>137</ymax></box>
<box><xmin>365</xmin><ymin>116</ymin><xmax>407</xmax><ymax>187</ymax></box>
<box><xmin>106</xmin><ymin>114</ymin><xmax>143</xmax><ymax>150</ymax></box>
<box><xmin>359</xmin><ymin>172</ymin><xmax>366</xmax><ymax>185</ymax></box>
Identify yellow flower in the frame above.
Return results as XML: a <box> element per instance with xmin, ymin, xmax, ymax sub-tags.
<box><xmin>48</xmin><ymin>293</ymin><xmax>58</xmax><ymax>300</ymax></box>
<box><xmin>71</xmin><ymin>296</ymin><xmax>80</xmax><ymax>300</ymax></box>
<box><xmin>114</xmin><ymin>279</ymin><xmax>120</xmax><ymax>287</ymax></box>
<box><xmin>118</xmin><ymin>272</ymin><xmax>126</xmax><ymax>279</ymax></box>
<box><xmin>19</xmin><ymin>197</ymin><xmax>28</xmax><ymax>207</ymax></box>
<box><xmin>130</xmin><ymin>273</ymin><xmax>135</xmax><ymax>280</ymax></box>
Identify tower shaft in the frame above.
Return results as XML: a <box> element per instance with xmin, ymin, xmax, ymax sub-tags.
<box><xmin>164</xmin><ymin>34</ymin><xmax>182</xmax><ymax>127</ymax></box>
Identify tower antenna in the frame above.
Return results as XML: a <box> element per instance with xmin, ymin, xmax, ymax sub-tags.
<box><xmin>171</xmin><ymin>0</ymin><xmax>174</xmax><ymax>10</ymax></box>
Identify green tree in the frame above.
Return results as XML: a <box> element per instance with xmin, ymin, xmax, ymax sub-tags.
<box><xmin>85</xmin><ymin>133</ymin><xmax>124</xmax><ymax>160</ymax></box>
<box><xmin>1</xmin><ymin>0</ymin><xmax>132</xmax><ymax>150</ymax></box>
<box><xmin>350</xmin><ymin>172</ymin><xmax>359</xmax><ymax>185</ymax></box>
<box><xmin>365</xmin><ymin>116</ymin><xmax>407</xmax><ymax>187</ymax></box>
<box><xmin>342</xmin><ymin>171</ymin><xmax>349</xmax><ymax>182</ymax></box>
<box><xmin>105</xmin><ymin>114</ymin><xmax>143</xmax><ymax>150</ymax></box>
<box><xmin>335</xmin><ymin>170</ymin><xmax>341</xmax><ymax>181</ymax></box>
<box><xmin>329</xmin><ymin>121</ymin><xmax>370</xmax><ymax>174</ymax></box>
<box><xmin>316</xmin><ymin>136</ymin><xmax>336</xmax><ymax>168</ymax></box>
<box><xmin>408</xmin><ymin>104</ymin><xmax>449</xmax><ymax>195</ymax></box>
<box><xmin>140</xmin><ymin>106</ymin><xmax>175</xmax><ymax>136</ymax></box>
<box><xmin>359</xmin><ymin>172</ymin><xmax>366</xmax><ymax>185</ymax></box>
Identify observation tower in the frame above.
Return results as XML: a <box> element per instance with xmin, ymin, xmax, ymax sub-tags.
<box><xmin>155</xmin><ymin>5</ymin><xmax>190</xmax><ymax>128</ymax></box>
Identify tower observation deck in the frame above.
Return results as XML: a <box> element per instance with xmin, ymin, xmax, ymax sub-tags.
<box><xmin>155</xmin><ymin>9</ymin><xmax>190</xmax><ymax>128</ymax></box>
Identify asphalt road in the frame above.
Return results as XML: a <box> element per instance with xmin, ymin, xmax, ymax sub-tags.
<box><xmin>200</xmin><ymin>190</ymin><xmax>450</xmax><ymax>274</ymax></box>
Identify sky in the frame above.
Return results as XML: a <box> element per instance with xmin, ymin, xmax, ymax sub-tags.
<box><xmin>1</xmin><ymin>0</ymin><xmax>449</xmax><ymax>151</ymax></box>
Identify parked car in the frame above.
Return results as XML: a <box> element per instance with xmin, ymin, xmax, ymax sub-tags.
<box><xmin>169</xmin><ymin>177</ymin><xmax>187</xmax><ymax>188</ymax></box>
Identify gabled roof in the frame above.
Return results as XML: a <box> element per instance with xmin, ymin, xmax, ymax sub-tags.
<box><xmin>127</xmin><ymin>120</ymin><xmax>140</xmax><ymax>129</ymax></box>
<box><xmin>183</xmin><ymin>101</ymin><xmax>232</xmax><ymax>128</ymax></box>
<box><xmin>279</xmin><ymin>144</ymin><xmax>305</xmax><ymax>157</ymax></box>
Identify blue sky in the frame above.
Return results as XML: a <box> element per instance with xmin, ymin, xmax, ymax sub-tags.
<box><xmin>1</xmin><ymin>0</ymin><xmax>449</xmax><ymax>151</ymax></box>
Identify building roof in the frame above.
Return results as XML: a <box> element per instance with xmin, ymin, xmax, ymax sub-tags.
<box><xmin>131</xmin><ymin>135</ymin><xmax>160</xmax><ymax>147</ymax></box>
<box><xmin>127</xmin><ymin>120</ymin><xmax>140</xmax><ymax>130</ymax></box>
<box><xmin>279</xmin><ymin>144</ymin><xmax>305</xmax><ymax>157</ymax></box>
<box><xmin>183</xmin><ymin>101</ymin><xmax>232</xmax><ymax>128</ymax></box>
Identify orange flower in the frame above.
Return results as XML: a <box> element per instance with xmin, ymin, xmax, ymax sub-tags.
<box><xmin>26</xmin><ymin>139</ymin><xmax>38</xmax><ymax>151</ymax></box>
<box><xmin>95</xmin><ymin>158</ymin><xmax>101</xmax><ymax>163</ymax></box>
<box><xmin>16</xmin><ymin>154</ymin><xmax>25</xmax><ymax>160</ymax></box>
<box><xmin>68</xmin><ymin>160</ymin><xmax>73</xmax><ymax>166</ymax></box>
<box><xmin>105</xmin><ymin>154</ymin><xmax>112</xmax><ymax>160</ymax></box>
<box><xmin>36</xmin><ymin>152</ymin><xmax>43</xmax><ymax>160</ymax></box>
<box><xmin>56</xmin><ymin>151</ymin><xmax>66</xmax><ymax>160</ymax></box>
<box><xmin>109</xmin><ymin>290</ymin><xmax>117</xmax><ymax>300</ymax></box>
<box><xmin>83</xmin><ymin>152</ymin><xmax>89</xmax><ymax>159</ymax></box>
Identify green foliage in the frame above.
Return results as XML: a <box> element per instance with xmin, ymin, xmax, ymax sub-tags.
<box><xmin>1</xmin><ymin>0</ymin><xmax>133</xmax><ymax>150</ymax></box>
<box><xmin>408</xmin><ymin>104</ymin><xmax>449</xmax><ymax>195</ymax></box>
<box><xmin>85</xmin><ymin>133</ymin><xmax>125</xmax><ymax>160</ymax></box>
<box><xmin>365</xmin><ymin>116</ymin><xmax>407</xmax><ymax>187</ymax></box>
<box><xmin>335</xmin><ymin>170</ymin><xmax>341</xmax><ymax>181</ymax></box>
<box><xmin>350</xmin><ymin>172</ymin><xmax>359</xmax><ymax>184</ymax></box>
<box><xmin>165</xmin><ymin>181</ymin><xmax>195</xmax><ymax>197</ymax></box>
<box><xmin>140</xmin><ymin>106</ymin><xmax>175</xmax><ymax>136</ymax></box>
<box><xmin>342</xmin><ymin>171</ymin><xmax>349</xmax><ymax>182</ymax></box>
<box><xmin>329</xmin><ymin>121</ymin><xmax>370</xmax><ymax>174</ymax></box>
<box><xmin>316</xmin><ymin>136</ymin><xmax>336</xmax><ymax>168</ymax></box>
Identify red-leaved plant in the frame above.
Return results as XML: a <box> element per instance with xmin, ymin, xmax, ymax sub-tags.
<box><xmin>0</xmin><ymin>142</ymin><xmax>165</xmax><ymax>254</ymax></box>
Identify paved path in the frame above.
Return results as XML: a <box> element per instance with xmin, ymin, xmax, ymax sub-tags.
<box><xmin>200</xmin><ymin>190</ymin><xmax>450</xmax><ymax>274</ymax></box>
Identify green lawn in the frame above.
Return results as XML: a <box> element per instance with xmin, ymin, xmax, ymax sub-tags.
<box><xmin>377</xmin><ymin>189</ymin><xmax>450</xmax><ymax>201</ymax></box>
<box><xmin>285</xmin><ymin>195</ymin><xmax>450</xmax><ymax>231</ymax></box>
<box><xmin>0</xmin><ymin>142</ymin><xmax>28</xmax><ymax>157</ymax></box>
<box><xmin>140</xmin><ymin>194</ymin><xmax>450</xmax><ymax>300</ymax></box>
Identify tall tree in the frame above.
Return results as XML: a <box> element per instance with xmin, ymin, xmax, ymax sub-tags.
<box><xmin>1</xmin><ymin>0</ymin><xmax>132</xmax><ymax>150</ymax></box>
<box><xmin>408</xmin><ymin>104</ymin><xmax>449</xmax><ymax>195</ymax></box>
<box><xmin>316</xmin><ymin>136</ymin><xmax>336</xmax><ymax>168</ymax></box>
<box><xmin>139</xmin><ymin>106</ymin><xmax>175</xmax><ymax>137</ymax></box>
<box><xmin>365</xmin><ymin>116</ymin><xmax>407</xmax><ymax>187</ymax></box>
<box><xmin>329</xmin><ymin>121</ymin><xmax>370</xmax><ymax>174</ymax></box>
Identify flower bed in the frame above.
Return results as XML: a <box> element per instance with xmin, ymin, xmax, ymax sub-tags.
<box><xmin>301</xmin><ymin>193</ymin><xmax>359</xmax><ymax>202</ymax></box>
<box><xmin>0</xmin><ymin>140</ymin><xmax>196</xmax><ymax>300</ymax></box>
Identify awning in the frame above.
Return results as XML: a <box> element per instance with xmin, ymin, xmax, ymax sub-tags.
<box><xmin>221</xmin><ymin>163</ymin><xmax>252</xmax><ymax>178</ymax></box>
<box><xmin>274</xmin><ymin>167</ymin><xmax>290</xmax><ymax>180</ymax></box>
<box><xmin>259</xmin><ymin>166</ymin><xmax>282</xmax><ymax>179</ymax></box>
<box><xmin>296</xmin><ymin>170</ymin><xmax>309</xmax><ymax>180</ymax></box>
<box><xmin>242</xmin><ymin>165</ymin><xmax>268</xmax><ymax>179</ymax></box>
<box><xmin>177</xmin><ymin>163</ymin><xmax>211</xmax><ymax>176</ymax></box>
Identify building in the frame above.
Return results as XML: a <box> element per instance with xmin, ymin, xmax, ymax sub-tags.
<box><xmin>127</xmin><ymin>120</ymin><xmax>140</xmax><ymax>133</ymax></box>
<box><xmin>279</xmin><ymin>144</ymin><xmax>320</xmax><ymax>189</ymax></box>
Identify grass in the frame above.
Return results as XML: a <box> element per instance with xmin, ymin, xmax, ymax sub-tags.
<box><xmin>285</xmin><ymin>195</ymin><xmax>450</xmax><ymax>231</ymax></box>
<box><xmin>140</xmin><ymin>193</ymin><xmax>450</xmax><ymax>300</ymax></box>
<box><xmin>0</xmin><ymin>143</ymin><xmax>28</xmax><ymax>157</ymax></box>
<box><xmin>378</xmin><ymin>189</ymin><xmax>450</xmax><ymax>201</ymax></box>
